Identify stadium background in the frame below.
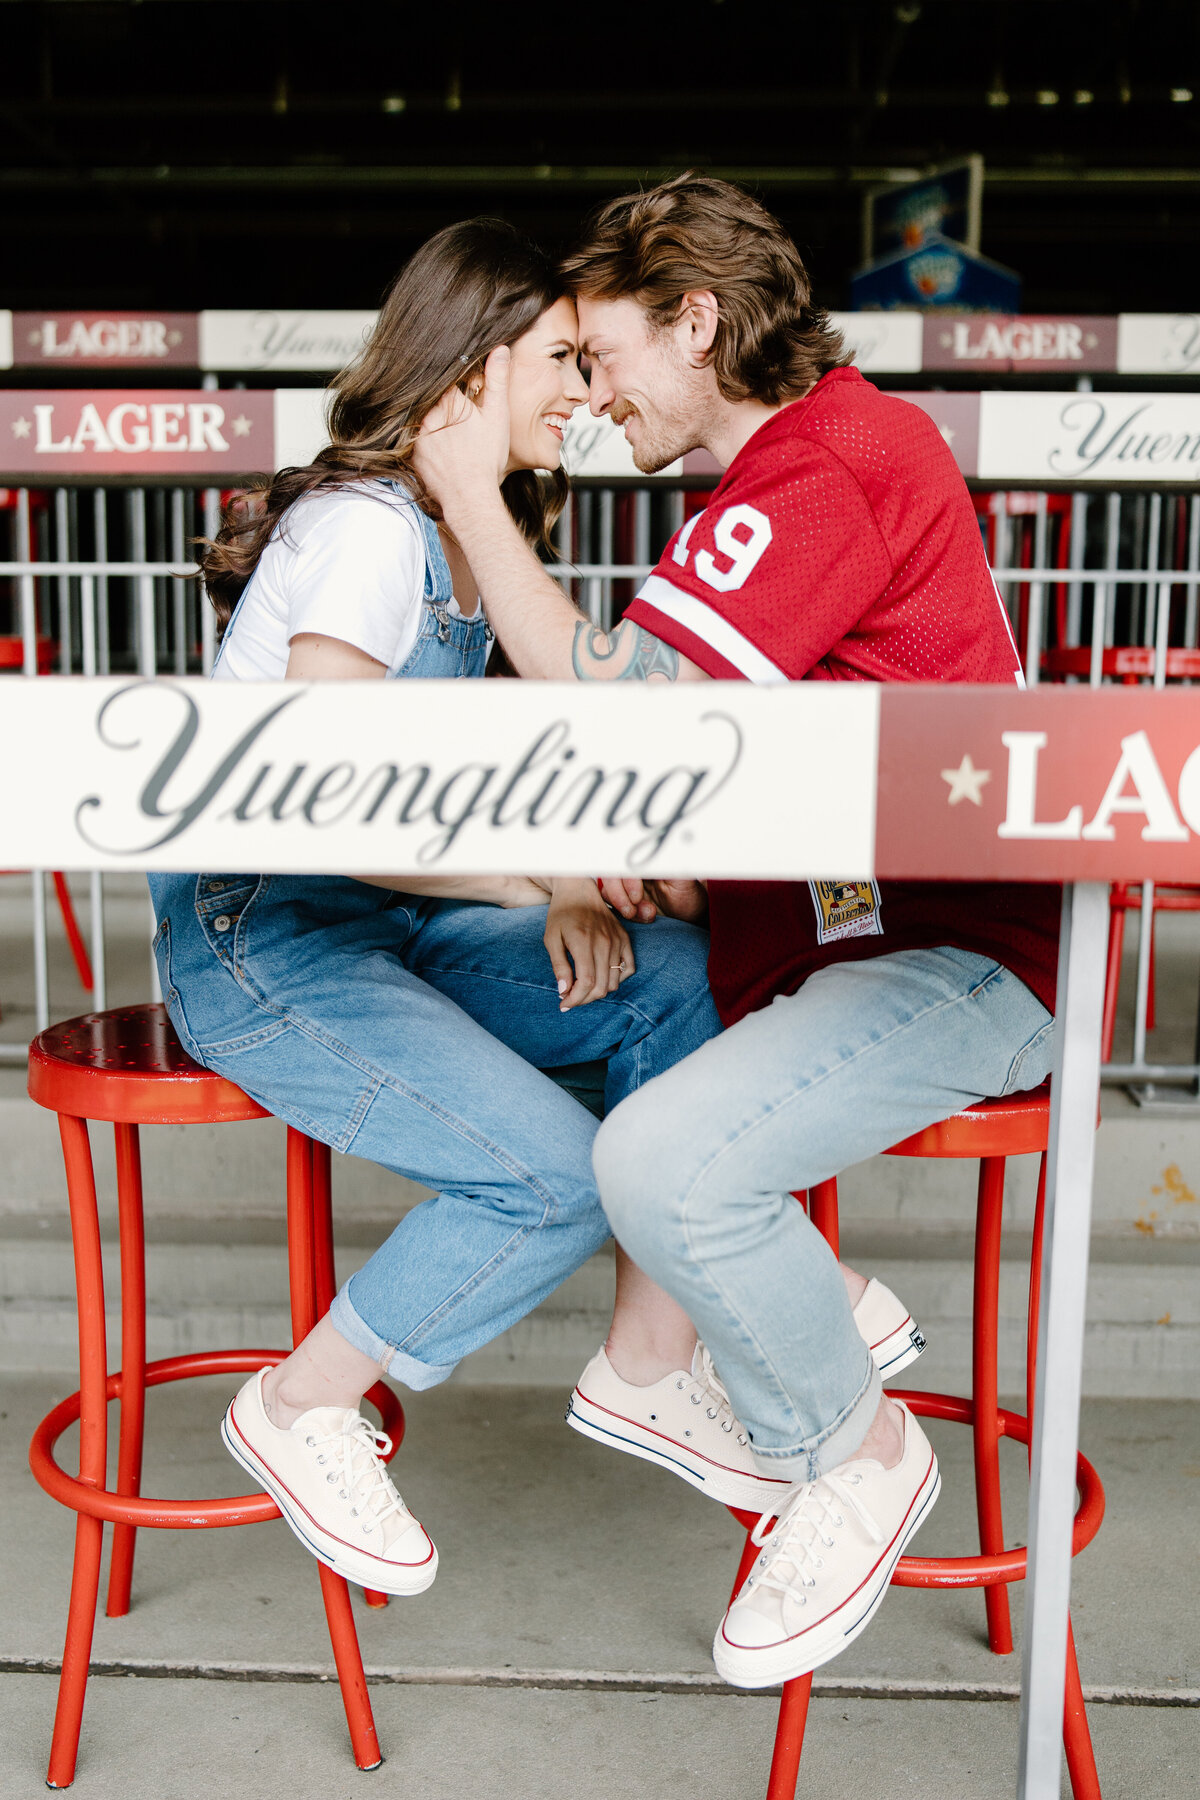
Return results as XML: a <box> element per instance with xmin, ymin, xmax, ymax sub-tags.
<box><xmin>0</xmin><ymin>0</ymin><xmax>1197</xmax><ymax>318</ymax></box>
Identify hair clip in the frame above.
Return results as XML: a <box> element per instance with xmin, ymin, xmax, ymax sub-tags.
<box><xmin>459</xmin><ymin>353</ymin><xmax>471</xmax><ymax>364</ymax></box>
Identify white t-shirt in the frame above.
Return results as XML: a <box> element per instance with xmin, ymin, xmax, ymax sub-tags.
<box><xmin>211</xmin><ymin>483</ymin><xmax>477</xmax><ymax>681</ymax></box>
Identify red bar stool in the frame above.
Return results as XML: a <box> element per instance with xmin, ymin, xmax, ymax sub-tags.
<box><xmin>727</xmin><ymin>1084</ymin><xmax>1105</xmax><ymax>1800</ymax></box>
<box><xmin>26</xmin><ymin>1003</ymin><xmax>405</xmax><ymax>1787</ymax></box>
<box><xmin>1101</xmin><ymin>881</ymin><xmax>1200</xmax><ymax>1060</ymax></box>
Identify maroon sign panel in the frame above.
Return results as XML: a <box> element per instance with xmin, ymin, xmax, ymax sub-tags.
<box><xmin>921</xmin><ymin>315</ymin><xmax>1119</xmax><ymax>374</ymax></box>
<box><xmin>875</xmin><ymin>686</ymin><xmax>1200</xmax><ymax>884</ymax></box>
<box><xmin>0</xmin><ymin>389</ymin><xmax>274</xmax><ymax>477</ymax></box>
<box><xmin>12</xmin><ymin>312</ymin><xmax>201</xmax><ymax>368</ymax></box>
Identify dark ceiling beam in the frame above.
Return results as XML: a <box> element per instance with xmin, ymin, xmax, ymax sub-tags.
<box><xmin>0</xmin><ymin>85</ymin><xmax>1193</xmax><ymax>116</ymax></box>
<box><xmin>1</xmin><ymin>163</ymin><xmax>1198</xmax><ymax>192</ymax></box>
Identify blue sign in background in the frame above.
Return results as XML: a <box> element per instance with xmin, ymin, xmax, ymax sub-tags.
<box><xmin>851</xmin><ymin>236</ymin><xmax>1022</xmax><ymax>313</ymax></box>
<box><xmin>868</xmin><ymin>164</ymin><xmax>978</xmax><ymax>257</ymax></box>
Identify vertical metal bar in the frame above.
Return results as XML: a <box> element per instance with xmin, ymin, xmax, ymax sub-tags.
<box><xmin>1024</xmin><ymin>492</ymin><xmax>1048</xmax><ymax>688</ymax></box>
<box><xmin>1104</xmin><ymin>493</ymin><xmax>1120</xmax><ymax>650</ymax></box>
<box><xmin>16</xmin><ymin>488</ymin><xmax>37</xmax><ymax>675</ymax></box>
<box><xmin>1128</xmin><ymin>493</ymin><xmax>1146</xmax><ymax>647</ymax></box>
<box><xmin>597</xmin><ymin>488</ymin><xmax>614</xmax><ymax>631</ymax></box>
<box><xmin>17</xmin><ymin>487</ymin><xmax>51</xmax><ymax>1028</ymax></box>
<box><xmin>668</xmin><ymin>489</ymin><xmax>685</xmax><ymax>539</ymax></box>
<box><xmin>1184</xmin><ymin>496</ymin><xmax>1199</xmax><ymax>654</ymax></box>
<box><xmin>1065</xmin><ymin>492</ymin><xmax>1087</xmax><ymax>657</ymax></box>
<box><xmin>79</xmin><ymin>574</ymin><xmax>96</xmax><ymax>677</ymax></box>
<box><xmin>78</xmin><ymin>571</ymin><xmax>107</xmax><ymax>1012</ymax></box>
<box><xmin>31</xmin><ymin>870</ymin><xmax>50</xmax><ymax>1034</ymax></box>
<box><xmin>201</xmin><ymin>488</ymin><xmax>220</xmax><ymax>674</ymax></box>
<box><xmin>55</xmin><ymin>488</ymin><xmax>73</xmax><ymax>674</ymax></box>
<box><xmin>1142</xmin><ymin>494</ymin><xmax>1162</xmax><ymax>652</ymax></box>
<box><xmin>1089</xmin><ymin>494</ymin><xmax>1120</xmax><ymax>687</ymax></box>
<box><xmin>1017</xmin><ymin>880</ymin><xmax>1108</xmax><ymax>1800</ymax></box>
<box><xmin>151</xmin><ymin>486</ymin><xmax>168</xmax><ymax>667</ymax></box>
<box><xmin>89</xmin><ymin>874</ymin><xmax>107</xmax><ymax>1014</ymax></box>
<box><xmin>129</xmin><ymin>488</ymin><xmax>154</xmax><ymax>676</ymax></box>
<box><xmin>171</xmin><ymin>488</ymin><xmax>188</xmax><ymax>674</ymax></box>
<box><xmin>131</xmin><ymin>484</ymin><xmax>163</xmax><ymax>998</ymax></box>
<box><xmin>1153</xmin><ymin>578</ymin><xmax>1171</xmax><ymax>689</ymax></box>
<box><xmin>1132</xmin><ymin>880</ymin><xmax>1155</xmax><ymax>1069</ymax></box>
<box><xmin>633</xmin><ymin>489</ymin><xmax>651</xmax><ymax>570</ymax></box>
<box><xmin>93</xmin><ymin>490</ymin><xmax>111</xmax><ymax>675</ymax></box>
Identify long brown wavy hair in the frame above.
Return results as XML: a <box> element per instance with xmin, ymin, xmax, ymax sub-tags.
<box><xmin>201</xmin><ymin>218</ymin><xmax>570</xmax><ymax>633</ymax></box>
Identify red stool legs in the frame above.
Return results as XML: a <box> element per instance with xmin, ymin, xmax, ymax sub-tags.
<box><xmin>972</xmin><ymin>1156</ymin><xmax>1014</xmax><ymax>1655</ymax></box>
<box><xmin>765</xmin><ymin>1676</ymin><xmax>813</xmax><ymax>1800</ymax></box>
<box><xmin>46</xmin><ymin>1116</ymin><xmax>109</xmax><ymax>1789</ymax></box>
<box><xmin>1063</xmin><ymin>1618</ymin><xmax>1102</xmax><ymax>1800</ymax></box>
<box><xmin>309</xmin><ymin>1140</ymin><xmax>390</xmax><ymax>1613</ymax></box>
<box><xmin>725</xmin><ymin>1179</ymin><xmax>842</xmax><ymax>1798</ymax></box>
<box><xmin>106</xmin><ymin>1123</ymin><xmax>147</xmax><ymax>1618</ymax></box>
<box><xmin>284</xmin><ymin>1128</ymin><xmax>383</xmax><ymax>1770</ymax></box>
<box><xmin>51</xmin><ymin>871</ymin><xmax>95</xmax><ymax>995</ymax></box>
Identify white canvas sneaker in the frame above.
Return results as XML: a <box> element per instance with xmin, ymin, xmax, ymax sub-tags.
<box><xmin>853</xmin><ymin>1278</ymin><xmax>927</xmax><ymax>1380</ymax></box>
<box><xmin>713</xmin><ymin>1400</ymin><xmax>940</xmax><ymax>1688</ymax></box>
<box><xmin>566</xmin><ymin>1344</ymin><xmax>794</xmax><ymax>1511</ymax></box>
<box><xmin>566</xmin><ymin>1280</ymin><xmax>926</xmax><ymax>1509</ymax></box>
<box><xmin>221</xmin><ymin>1369</ymin><xmax>438</xmax><ymax>1596</ymax></box>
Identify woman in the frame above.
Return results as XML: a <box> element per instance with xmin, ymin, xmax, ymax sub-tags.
<box><xmin>147</xmin><ymin>219</ymin><xmax>723</xmax><ymax>1598</ymax></box>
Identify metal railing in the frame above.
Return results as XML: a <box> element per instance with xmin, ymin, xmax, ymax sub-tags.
<box><xmin>3</xmin><ymin>481</ymin><xmax>1199</xmax><ymax>1100</ymax></box>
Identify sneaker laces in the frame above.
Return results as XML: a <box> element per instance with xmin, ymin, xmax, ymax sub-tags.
<box><xmin>306</xmin><ymin>1415</ymin><xmax>409</xmax><ymax>1542</ymax></box>
<box><xmin>743</xmin><ymin>1470</ymin><xmax>885</xmax><ymax>1603</ymax></box>
<box><xmin>685</xmin><ymin>1344</ymin><xmax>748</xmax><ymax>1445</ymax></box>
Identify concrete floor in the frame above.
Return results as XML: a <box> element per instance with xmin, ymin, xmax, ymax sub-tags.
<box><xmin>2</xmin><ymin>1375</ymin><xmax>1196</xmax><ymax>1798</ymax></box>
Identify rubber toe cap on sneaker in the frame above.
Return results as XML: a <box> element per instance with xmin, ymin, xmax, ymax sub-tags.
<box><xmin>721</xmin><ymin>1605</ymin><xmax>787</xmax><ymax>1651</ymax></box>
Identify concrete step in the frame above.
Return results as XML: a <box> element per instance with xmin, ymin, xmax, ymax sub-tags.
<box><xmin>3</xmin><ymin>1207</ymin><xmax>1196</xmax><ymax>1394</ymax></box>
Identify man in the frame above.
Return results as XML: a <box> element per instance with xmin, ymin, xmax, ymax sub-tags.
<box><xmin>412</xmin><ymin>174</ymin><xmax>1059</xmax><ymax>1688</ymax></box>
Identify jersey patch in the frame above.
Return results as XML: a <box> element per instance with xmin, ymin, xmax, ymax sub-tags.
<box><xmin>807</xmin><ymin>879</ymin><xmax>884</xmax><ymax>946</ymax></box>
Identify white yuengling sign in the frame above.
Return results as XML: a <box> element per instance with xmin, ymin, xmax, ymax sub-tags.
<box><xmin>976</xmin><ymin>390</ymin><xmax>1200</xmax><ymax>481</ymax></box>
<box><xmin>3</xmin><ymin>678</ymin><xmax>879</xmax><ymax>879</ymax></box>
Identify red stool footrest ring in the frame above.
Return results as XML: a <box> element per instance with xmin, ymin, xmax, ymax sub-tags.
<box><xmin>29</xmin><ymin>1350</ymin><xmax>407</xmax><ymax>1530</ymax></box>
<box><xmin>887</xmin><ymin>1391</ymin><xmax>1106</xmax><ymax>1590</ymax></box>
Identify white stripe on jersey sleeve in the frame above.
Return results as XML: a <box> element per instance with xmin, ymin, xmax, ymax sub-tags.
<box><xmin>634</xmin><ymin>574</ymin><xmax>789</xmax><ymax>685</ymax></box>
<box><xmin>990</xmin><ymin>574</ymin><xmax>1027</xmax><ymax>688</ymax></box>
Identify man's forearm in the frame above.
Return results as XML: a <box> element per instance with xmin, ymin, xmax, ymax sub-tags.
<box><xmin>446</xmin><ymin>491</ymin><xmax>700</xmax><ymax>684</ymax></box>
<box><xmin>449</xmin><ymin>492</ymin><xmax>585</xmax><ymax>679</ymax></box>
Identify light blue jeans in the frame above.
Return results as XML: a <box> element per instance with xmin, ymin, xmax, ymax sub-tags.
<box><xmin>593</xmin><ymin>947</ymin><xmax>1056</xmax><ymax>1480</ymax></box>
<box><xmin>148</xmin><ymin>872</ymin><xmax>721</xmax><ymax>1388</ymax></box>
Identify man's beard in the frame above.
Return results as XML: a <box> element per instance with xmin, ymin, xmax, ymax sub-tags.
<box><xmin>612</xmin><ymin>400</ymin><xmax>693</xmax><ymax>474</ymax></box>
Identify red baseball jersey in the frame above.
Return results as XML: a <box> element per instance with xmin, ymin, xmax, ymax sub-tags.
<box><xmin>624</xmin><ymin>366</ymin><xmax>1061</xmax><ymax>1024</ymax></box>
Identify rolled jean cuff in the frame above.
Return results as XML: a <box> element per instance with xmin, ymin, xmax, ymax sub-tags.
<box><xmin>749</xmin><ymin>1355</ymin><xmax>883</xmax><ymax>1483</ymax></box>
<box><xmin>330</xmin><ymin>1279</ymin><xmax>458</xmax><ymax>1392</ymax></box>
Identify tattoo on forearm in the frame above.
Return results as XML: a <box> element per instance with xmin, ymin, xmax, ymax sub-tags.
<box><xmin>570</xmin><ymin>619</ymin><xmax>681</xmax><ymax>682</ymax></box>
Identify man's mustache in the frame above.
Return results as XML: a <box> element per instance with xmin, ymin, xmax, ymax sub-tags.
<box><xmin>610</xmin><ymin>400</ymin><xmax>639</xmax><ymax>426</ymax></box>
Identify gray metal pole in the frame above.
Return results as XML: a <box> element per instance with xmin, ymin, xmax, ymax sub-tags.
<box><xmin>1017</xmin><ymin>880</ymin><xmax>1109</xmax><ymax>1800</ymax></box>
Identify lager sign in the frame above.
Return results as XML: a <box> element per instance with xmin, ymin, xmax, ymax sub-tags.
<box><xmin>0</xmin><ymin>389</ymin><xmax>275</xmax><ymax>477</ymax></box>
<box><xmin>11</xmin><ymin>311</ymin><xmax>200</xmax><ymax>368</ymax></box>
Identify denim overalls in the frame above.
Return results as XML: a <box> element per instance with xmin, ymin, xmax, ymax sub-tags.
<box><xmin>147</xmin><ymin>484</ymin><xmax>721</xmax><ymax>1391</ymax></box>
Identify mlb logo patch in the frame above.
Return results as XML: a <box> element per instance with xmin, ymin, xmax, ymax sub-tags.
<box><xmin>807</xmin><ymin>880</ymin><xmax>885</xmax><ymax>946</ymax></box>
